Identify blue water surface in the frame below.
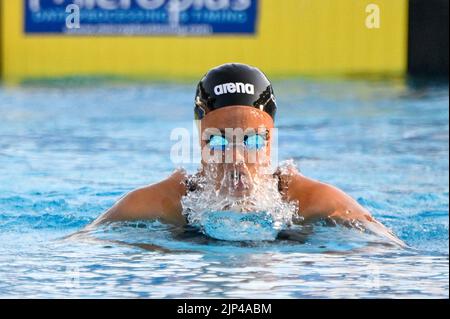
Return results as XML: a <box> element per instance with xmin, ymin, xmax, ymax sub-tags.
<box><xmin>0</xmin><ymin>77</ymin><xmax>448</xmax><ymax>298</ymax></box>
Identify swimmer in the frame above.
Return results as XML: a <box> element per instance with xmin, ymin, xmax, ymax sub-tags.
<box><xmin>88</xmin><ymin>63</ymin><xmax>403</xmax><ymax>244</ymax></box>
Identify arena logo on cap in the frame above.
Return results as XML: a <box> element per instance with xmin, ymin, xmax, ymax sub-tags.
<box><xmin>214</xmin><ymin>82</ymin><xmax>255</xmax><ymax>95</ymax></box>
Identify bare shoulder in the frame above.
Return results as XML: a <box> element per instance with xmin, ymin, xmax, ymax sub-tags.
<box><xmin>91</xmin><ymin>169</ymin><xmax>187</xmax><ymax>227</ymax></box>
<box><xmin>286</xmin><ymin>173</ymin><xmax>405</xmax><ymax>246</ymax></box>
<box><xmin>284</xmin><ymin>173</ymin><xmax>374</xmax><ymax>222</ymax></box>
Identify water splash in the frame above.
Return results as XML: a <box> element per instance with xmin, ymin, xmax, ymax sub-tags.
<box><xmin>181</xmin><ymin>160</ymin><xmax>299</xmax><ymax>241</ymax></box>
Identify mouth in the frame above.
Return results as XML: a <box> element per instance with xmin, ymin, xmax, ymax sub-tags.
<box><xmin>226</xmin><ymin>169</ymin><xmax>252</xmax><ymax>193</ymax></box>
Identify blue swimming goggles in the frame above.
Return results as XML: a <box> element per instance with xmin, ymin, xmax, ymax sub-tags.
<box><xmin>208</xmin><ymin>133</ymin><xmax>267</xmax><ymax>151</ymax></box>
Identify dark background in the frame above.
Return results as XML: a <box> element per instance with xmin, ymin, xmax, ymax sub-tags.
<box><xmin>408</xmin><ymin>0</ymin><xmax>449</xmax><ymax>76</ymax></box>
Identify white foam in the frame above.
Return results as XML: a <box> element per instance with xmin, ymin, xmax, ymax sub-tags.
<box><xmin>181</xmin><ymin>161</ymin><xmax>299</xmax><ymax>241</ymax></box>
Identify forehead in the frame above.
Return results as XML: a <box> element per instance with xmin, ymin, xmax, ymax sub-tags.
<box><xmin>201</xmin><ymin>105</ymin><xmax>274</xmax><ymax>130</ymax></box>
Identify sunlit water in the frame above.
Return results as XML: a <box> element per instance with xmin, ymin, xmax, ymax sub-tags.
<box><xmin>0</xmin><ymin>77</ymin><xmax>448</xmax><ymax>298</ymax></box>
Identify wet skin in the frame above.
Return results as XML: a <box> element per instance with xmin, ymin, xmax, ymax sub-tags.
<box><xmin>88</xmin><ymin>106</ymin><xmax>403</xmax><ymax>245</ymax></box>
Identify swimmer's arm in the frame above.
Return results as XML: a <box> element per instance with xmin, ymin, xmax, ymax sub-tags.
<box><xmin>286</xmin><ymin>174</ymin><xmax>405</xmax><ymax>245</ymax></box>
<box><xmin>89</xmin><ymin>170</ymin><xmax>187</xmax><ymax>227</ymax></box>
<box><xmin>286</xmin><ymin>174</ymin><xmax>375</xmax><ymax>224</ymax></box>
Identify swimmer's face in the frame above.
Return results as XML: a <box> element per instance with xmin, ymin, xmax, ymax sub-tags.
<box><xmin>199</xmin><ymin>106</ymin><xmax>274</xmax><ymax>197</ymax></box>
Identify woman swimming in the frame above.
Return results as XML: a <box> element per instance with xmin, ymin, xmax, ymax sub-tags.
<box><xmin>87</xmin><ymin>63</ymin><xmax>404</xmax><ymax>245</ymax></box>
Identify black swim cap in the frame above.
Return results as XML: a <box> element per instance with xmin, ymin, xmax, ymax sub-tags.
<box><xmin>194</xmin><ymin>63</ymin><xmax>277</xmax><ymax>120</ymax></box>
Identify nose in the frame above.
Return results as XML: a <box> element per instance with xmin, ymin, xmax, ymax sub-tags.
<box><xmin>221</xmin><ymin>146</ymin><xmax>250</xmax><ymax>178</ymax></box>
<box><xmin>232</xmin><ymin>145</ymin><xmax>246</xmax><ymax>165</ymax></box>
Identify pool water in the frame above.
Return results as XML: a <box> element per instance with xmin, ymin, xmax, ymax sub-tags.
<box><xmin>0</xmin><ymin>77</ymin><xmax>448</xmax><ymax>298</ymax></box>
